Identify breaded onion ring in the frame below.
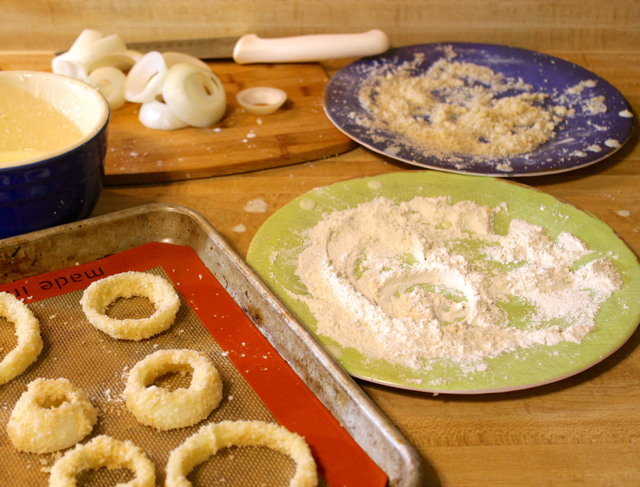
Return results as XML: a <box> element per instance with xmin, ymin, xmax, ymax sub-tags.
<box><xmin>7</xmin><ymin>378</ymin><xmax>97</xmax><ymax>453</ymax></box>
<box><xmin>0</xmin><ymin>292</ymin><xmax>43</xmax><ymax>385</ymax></box>
<box><xmin>49</xmin><ymin>435</ymin><xmax>155</xmax><ymax>487</ymax></box>
<box><xmin>124</xmin><ymin>349</ymin><xmax>222</xmax><ymax>430</ymax></box>
<box><xmin>80</xmin><ymin>271</ymin><xmax>180</xmax><ymax>341</ymax></box>
<box><xmin>166</xmin><ymin>420</ymin><xmax>318</xmax><ymax>487</ymax></box>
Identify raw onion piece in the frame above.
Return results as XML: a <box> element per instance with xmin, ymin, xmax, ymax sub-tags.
<box><xmin>52</xmin><ymin>30</ymin><xmax>128</xmax><ymax>83</ymax></box>
<box><xmin>139</xmin><ymin>100</ymin><xmax>189</xmax><ymax>130</ymax></box>
<box><xmin>124</xmin><ymin>51</ymin><xmax>168</xmax><ymax>104</ymax></box>
<box><xmin>67</xmin><ymin>29</ymin><xmax>104</xmax><ymax>55</ymax></box>
<box><xmin>162</xmin><ymin>63</ymin><xmax>226</xmax><ymax>128</ymax></box>
<box><xmin>162</xmin><ymin>51</ymin><xmax>210</xmax><ymax>70</ymax></box>
<box><xmin>88</xmin><ymin>66</ymin><xmax>127</xmax><ymax>110</ymax></box>
<box><xmin>71</xmin><ymin>34</ymin><xmax>127</xmax><ymax>67</ymax></box>
<box><xmin>51</xmin><ymin>53</ymin><xmax>89</xmax><ymax>81</ymax></box>
<box><xmin>86</xmin><ymin>49</ymin><xmax>143</xmax><ymax>74</ymax></box>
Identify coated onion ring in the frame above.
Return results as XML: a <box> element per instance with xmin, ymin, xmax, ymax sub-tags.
<box><xmin>124</xmin><ymin>51</ymin><xmax>168</xmax><ymax>104</ymax></box>
<box><xmin>7</xmin><ymin>378</ymin><xmax>97</xmax><ymax>453</ymax></box>
<box><xmin>88</xmin><ymin>66</ymin><xmax>127</xmax><ymax>110</ymax></box>
<box><xmin>162</xmin><ymin>63</ymin><xmax>226</xmax><ymax>127</ymax></box>
<box><xmin>166</xmin><ymin>420</ymin><xmax>318</xmax><ymax>487</ymax></box>
<box><xmin>124</xmin><ymin>349</ymin><xmax>222</xmax><ymax>430</ymax></box>
<box><xmin>139</xmin><ymin>100</ymin><xmax>189</xmax><ymax>130</ymax></box>
<box><xmin>49</xmin><ymin>435</ymin><xmax>155</xmax><ymax>487</ymax></box>
<box><xmin>0</xmin><ymin>292</ymin><xmax>43</xmax><ymax>385</ymax></box>
<box><xmin>80</xmin><ymin>271</ymin><xmax>180</xmax><ymax>341</ymax></box>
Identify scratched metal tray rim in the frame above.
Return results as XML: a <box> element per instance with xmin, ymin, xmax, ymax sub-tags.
<box><xmin>0</xmin><ymin>203</ymin><xmax>422</xmax><ymax>487</ymax></box>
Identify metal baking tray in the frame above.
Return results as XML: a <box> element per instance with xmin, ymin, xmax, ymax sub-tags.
<box><xmin>0</xmin><ymin>203</ymin><xmax>423</xmax><ymax>487</ymax></box>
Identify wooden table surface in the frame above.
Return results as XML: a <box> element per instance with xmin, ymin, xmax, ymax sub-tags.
<box><xmin>3</xmin><ymin>50</ymin><xmax>640</xmax><ymax>486</ymax></box>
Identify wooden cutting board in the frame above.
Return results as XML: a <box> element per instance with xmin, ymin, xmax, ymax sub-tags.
<box><xmin>0</xmin><ymin>54</ymin><xmax>356</xmax><ymax>185</ymax></box>
<box><xmin>105</xmin><ymin>61</ymin><xmax>356</xmax><ymax>185</ymax></box>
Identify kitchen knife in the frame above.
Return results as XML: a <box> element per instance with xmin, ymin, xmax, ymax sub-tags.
<box><xmin>126</xmin><ymin>30</ymin><xmax>390</xmax><ymax>64</ymax></box>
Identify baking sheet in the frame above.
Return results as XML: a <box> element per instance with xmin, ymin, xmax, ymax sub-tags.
<box><xmin>0</xmin><ymin>265</ymin><xmax>311</xmax><ymax>486</ymax></box>
<box><xmin>324</xmin><ymin>43</ymin><xmax>634</xmax><ymax>177</ymax></box>
<box><xmin>0</xmin><ymin>207</ymin><xmax>421</xmax><ymax>486</ymax></box>
<box><xmin>247</xmin><ymin>171</ymin><xmax>640</xmax><ymax>394</ymax></box>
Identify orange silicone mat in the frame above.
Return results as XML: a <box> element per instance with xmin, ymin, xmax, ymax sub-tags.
<box><xmin>0</xmin><ymin>242</ymin><xmax>387</xmax><ymax>487</ymax></box>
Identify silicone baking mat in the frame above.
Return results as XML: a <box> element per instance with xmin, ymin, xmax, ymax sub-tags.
<box><xmin>0</xmin><ymin>242</ymin><xmax>386</xmax><ymax>486</ymax></box>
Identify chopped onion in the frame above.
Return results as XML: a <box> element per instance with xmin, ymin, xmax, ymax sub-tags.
<box><xmin>88</xmin><ymin>66</ymin><xmax>127</xmax><ymax>110</ymax></box>
<box><xmin>162</xmin><ymin>63</ymin><xmax>226</xmax><ymax>128</ymax></box>
<box><xmin>139</xmin><ymin>100</ymin><xmax>189</xmax><ymax>130</ymax></box>
<box><xmin>124</xmin><ymin>51</ymin><xmax>168</xmax><ymax>104</ymax></box>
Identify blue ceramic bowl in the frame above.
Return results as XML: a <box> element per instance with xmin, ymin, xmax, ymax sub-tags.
<box><xmin>0</xmin><ymin>71</ymin><xmax>110</xmax><ymax>239</ymax></box>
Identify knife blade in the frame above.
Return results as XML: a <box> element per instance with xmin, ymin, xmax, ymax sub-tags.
<box><xmin>126</xmin><ymin>30</ymin><xmax>390</xmax><ymax>64</ymax></box>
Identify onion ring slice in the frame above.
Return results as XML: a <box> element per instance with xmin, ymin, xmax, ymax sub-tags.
<box><xmin>51</xmin><ymin>53</ymin><xmax>89</xmax><ymax>81</ymax></box>
<box><xmin>162</xmin><ymin>52</ymin><xmax>210</xmax><ymax>70</ymax></box>
<box><xmin>162</xmin><ymin>63</ymin><xmax>226</xmax><ymax>127</ymax></box>
<box><xmin>49</xmin><ymin>435</ymin><xmax>155</xmax><ymax>487</ymax></box>
<box><xmin>166</xmin><ymin>420</ymin><xmax>318</xmax><ymax>487</ymax></box>
<box><xmin>89</xmin><ymin>66</ymin><xmax>127</xmax><ymax>110</ymax></box>
<box><xmin>80</xmin><ymin>271</ymin><xmax>180</xmax><ymax>341</ymax></box>
<box><xmin>67</xmin><ymin>29</ymin><xmax>104</xmax><ymax>56</ymax></box>
<box><xmin>124</xmin><ymin>349</ymin><xmax>222</xmax><ymax>430</ymax></box>
<box><xmin>71</xmin><ymin>34</ymin><xmax>128</xmax><ymax>67</ymax></box>
<box><xmin>7</xmin><ymin>378</ymin><xmax>97</xmax><ymax>453</ymax></box>
<box><xmin>0</xmin><ymin>292</ymin><xmax>43</xmax><ymax>385</ymax></box>
<box><xmin>139</xmin><ymin>100</ymin><xmax>189</xmax><ymax>130</ymax></box>
<box><xmin>124</xmin><ymin>51</ymin><xmax>168</xmax><ymax>104</ymax></box>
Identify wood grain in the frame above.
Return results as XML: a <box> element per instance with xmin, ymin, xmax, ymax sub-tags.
<box><xmin>1</xmin><ymin>0</ymin><xmax>639</xmax><ymax>53</ymax></box>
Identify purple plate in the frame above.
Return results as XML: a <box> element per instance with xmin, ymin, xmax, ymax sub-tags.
<box><xmin>324</xmin><ymin>43</ymin><xmax>634</xmax><ymax>177</ymax></box>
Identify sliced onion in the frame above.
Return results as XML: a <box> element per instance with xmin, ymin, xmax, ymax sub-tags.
<box><xmin>162</xmin><ymin>63</ymin><xmax>226</xmax><ymax>128</ymax></box>
<box><xmin>67</xmin><ymin>29</ymin><xmax>103</xmax><ymax>55</ymax></box>
<box><xmin>162</xmin><ymin>52</ymin><xmax>210</xmax><ymax>70</ymax></box>
<box><xmin>88</xmin><ymin>67</ymin><xmax>127</xmax><ymax>110</ymax></box>
<box><xmin>139</xmin><ymin>100</ymin><xmax>189</xmax><ymax>130</ymax></box>
<box><xmin>52</xmin><ymin>31</ymin><xmax>127</xmax><ymax>82</ymax></box>
<box><xmin>86</xmin><ymin>50</ymin><xmax>143</xmax><ymax>73</ymax></box>
<box><xmin>72</xmin><ymin>34</ymin><xmax>128</xmax><ymax>67</ymax></box>
<box><xmin>51</xmin><ymin>53</ymin><xmax>89</xmax><ymax>81</ymax></box>
<box><xmin>124</xmin><ymin>51</ymin><xmax>168</xmax><ymax>103</ymax></box>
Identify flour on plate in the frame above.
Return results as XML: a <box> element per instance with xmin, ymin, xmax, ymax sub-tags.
<box><xmin>293</xmin><ymin>197</ymin><xmax>621</xmax><ymax>368</ymax></box>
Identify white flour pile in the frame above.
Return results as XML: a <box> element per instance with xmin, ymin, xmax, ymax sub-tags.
<box><xmin>293</xmin><ymin>197</ymin><xmax>621</xmax><ymax>369</ymax></box>
<box><xmin>355</xmin><ymin>52</ymin><xmax>573</xmax><ymax>157</ymax></box>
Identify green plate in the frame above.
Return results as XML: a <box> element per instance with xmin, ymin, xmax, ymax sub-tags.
<box><xmin>247</xmin><ymin>172</ymin><xmax>640</xmax><ymax>393</ymax></box>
